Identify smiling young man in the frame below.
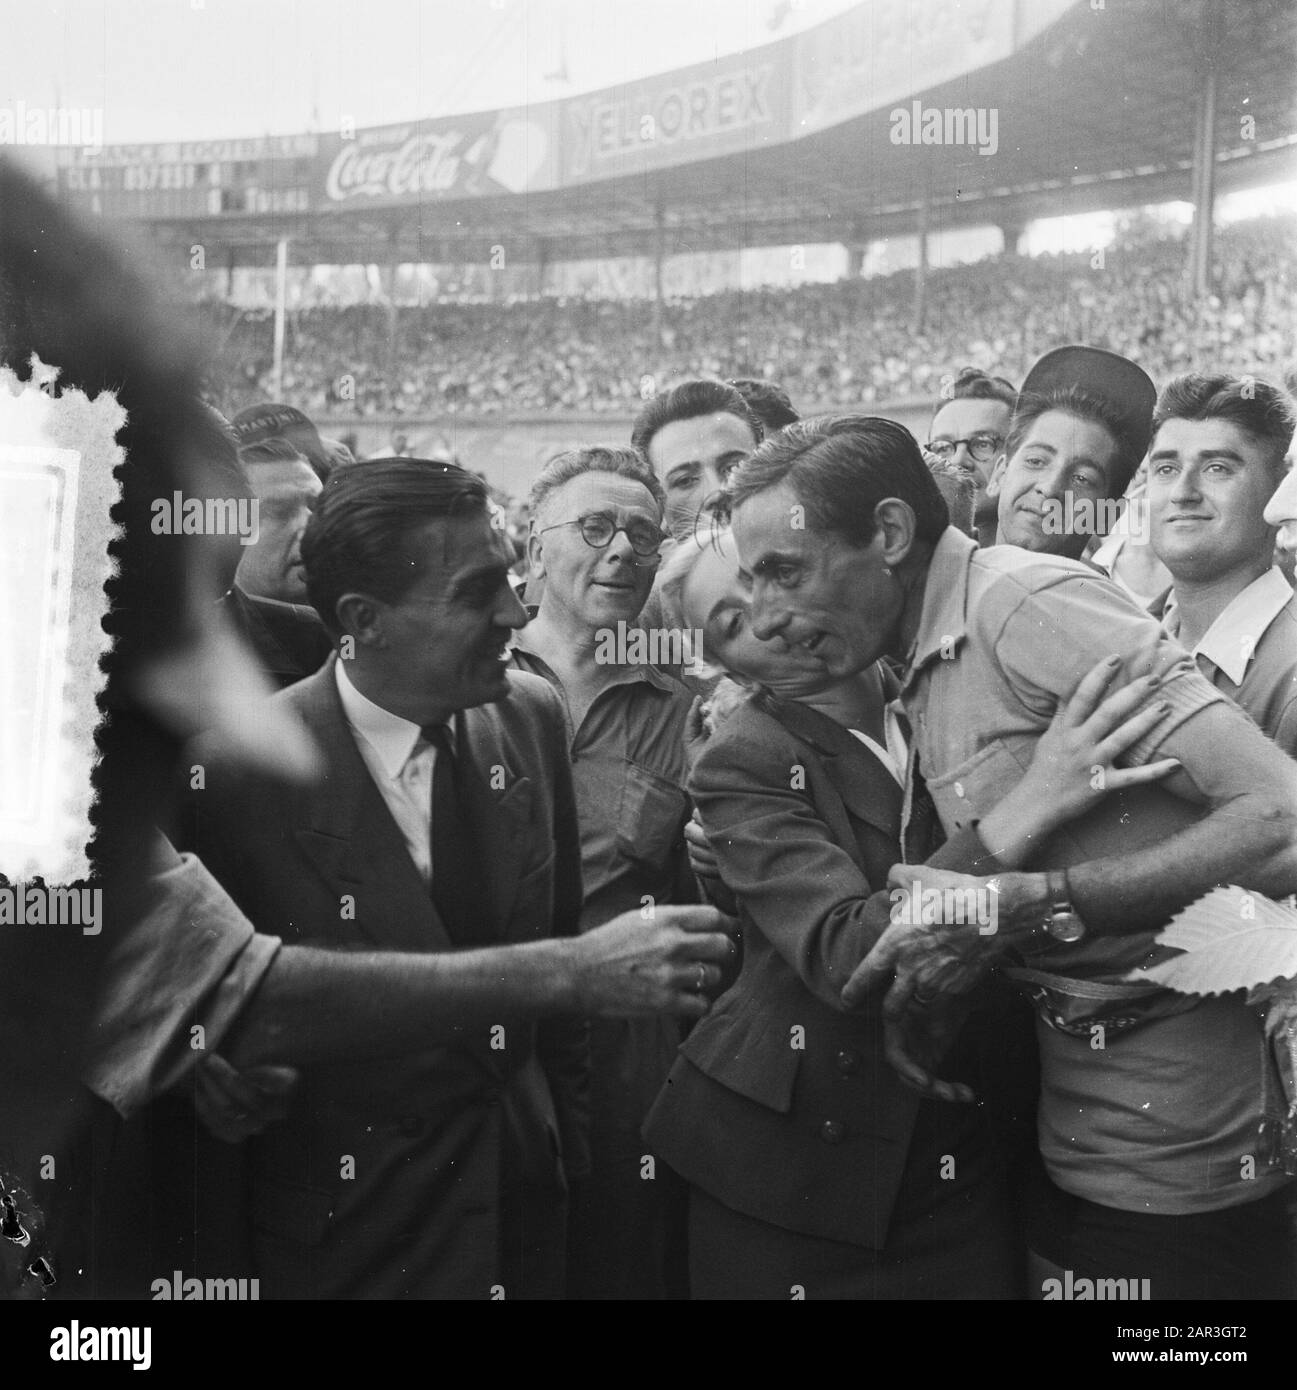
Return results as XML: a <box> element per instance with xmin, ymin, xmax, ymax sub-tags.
<box><xmin>986</xmin><ymin>348</ymin><xmax>1155</xmax><ymax>564</ymax></box>
<box><xmin>1149</xmin><ymin>373</ymin><xmax>1297</xmax><ymax>753</ymax></box>
<box><xmin>725</xmin><ymin>414</ymin><xmax>1297</xmax><ymax>1298</ymax></box>
<box><xmin>512</xmin><ymin>446</ymin><xmax>700</xmax><ymax>1299</ymax></box>
<box><xmin>632</xmin><ymin>379</ymin><xmax>762</xmax><ymax>541</ymax></box>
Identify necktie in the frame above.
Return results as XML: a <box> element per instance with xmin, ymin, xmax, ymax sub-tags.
<box><xmin>421</xmin><ymin>722</ymin><xmax>490</xmax><ymax>946</ymax></box>
<box><xmin>902</xmin><ymin>750</ymin><xmax>948</xmax><ymax>864</ymax></box>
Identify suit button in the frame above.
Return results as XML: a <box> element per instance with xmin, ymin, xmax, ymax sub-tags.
<box><xmin>835</xmin><ymin>1048</ymin><xmax>861</xmax><ymax>1076</ymax></box>
<box><xmin>820</xmin><ymin>1119</ymin><xmax>845</xmax><ymax>1145</ymax></box>
<box><xmin>397</xmin><ymin>1115</ymin><xmax>425</xmax><ymax>1138</ymax></box>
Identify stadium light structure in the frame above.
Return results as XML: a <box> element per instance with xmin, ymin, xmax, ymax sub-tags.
<box><xmin>271</xmin><ymin>235</ymin><xmax>288</xmax><ymax>401</ymax></box>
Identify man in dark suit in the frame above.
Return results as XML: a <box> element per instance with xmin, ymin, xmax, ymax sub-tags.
<box><xmin>217</xmin><ymin>437</ymin><xmax>332</xmax><ymax>688</ymax></box>
<box><xmin>186</xmin><ymin>459</ymin><xmax>614</xmax><ymax>1298</ymax></box>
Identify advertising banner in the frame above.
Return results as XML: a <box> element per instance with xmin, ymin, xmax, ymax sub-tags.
<box><xmin>317</xmin><ymin>106</ymin><xmax>560</xmax><ymax>207</ymax></box>
<box><xmin>560</xmin><ymin>45</ymin><xmax>793</xmax><ymax>184</ymax></box>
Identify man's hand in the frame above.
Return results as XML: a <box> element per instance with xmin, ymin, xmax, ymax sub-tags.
<box><xmin>882</xmin><ymin>997</ymin><xmax>977</xmax><ymax>1105</ymax></box>
<box><xmin>844</xmin><ymin>916</ymin><xmax>989</xmax><ymax>1099</ymax></box>
<box><xmin>684</xmin><ymin>811</ymin><xmax>721</xmax><ymax>885</ymax></box>
<box><xmin>193</xmin><ymin>1053</ymin><xmax>299</xmax><ymax>1143</ymax></box>
<box><xmin>841</xmin><ymin>865</ymin><xmax>1049</xmax><ymax>1011</ymax></box>
<box><xmin>684</xmin><ymin>811</ymin><xmax>740</xmax><ymax>914</ymax></box>
<box><xmin>570</xmin><ymin>905</ymin><xmax>737</xmax><ymax>1019</ymax></box>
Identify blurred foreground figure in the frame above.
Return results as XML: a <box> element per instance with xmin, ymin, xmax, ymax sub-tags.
<box><xmin>0</xmin><ymin>160</ymin><xmax>729</xmax><ymax>1300</ymax></box>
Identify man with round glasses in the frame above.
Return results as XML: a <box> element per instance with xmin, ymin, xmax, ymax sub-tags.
<box><xmin>538</xmin><ymin>508</ymin><xmax>666</xmax><ymax>560</ymax></box>
<box><xmin>513</xmin><ymin>445</ymin><xmax>705</xmax><ymax>1299</ymax></box>
<box><xmin>926</xmin><ymin>367</ymin><xmax>1017</xmax><ymax>547</ymax></box>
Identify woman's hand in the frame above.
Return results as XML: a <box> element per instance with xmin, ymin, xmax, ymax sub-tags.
<box><xmin>977</xmin><ymin>654</ymin><xmax>1180</xmax><ymax>867</ymax></box>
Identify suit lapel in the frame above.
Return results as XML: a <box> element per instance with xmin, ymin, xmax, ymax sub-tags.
<box><xmin>765</xmin><ymin>695</ymin><xmax>903</xmax><ymax>843</ymax></box>
<box><xmin>457</xmin><ymin>704</ymin><xmax>533</xmax><ymax>940</ymax></box>
<box><xmin>291</xmin><ymin>656</ymin><xmax>454</xmax><ymax>953</ymax></box>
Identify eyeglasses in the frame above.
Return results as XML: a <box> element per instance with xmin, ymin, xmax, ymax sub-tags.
<box><xmin>538</xmin><ymin>511</ymin><xmax>665</xmax><ymax>557</ymax></box>
<box><xmin>925</xmin><ymin>432</ymin><xmax>1005</xmax><ymax>465</ymax></box>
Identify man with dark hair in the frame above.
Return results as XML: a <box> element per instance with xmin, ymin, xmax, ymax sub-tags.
<box><xmin>231</xmin><ymin>402</ymin><xmax>334</xmax><ymax>481</ymax></box>
<box><xmin>182</xmin><ymin>456</ymin><xmax>725</xmax><ymax>1299</ymax></box>
<box><xmin>631</xmin><ymin>379</ymin><xmax>762</xmax><ymax>541</ymax></box>
<box><xmin>1149</xmin><ymin>372</ymin><xmax>1297</xmax><ymax>752</ymax></box>
<box><xmin>927</xmin><ymin>367</ymin><xmax>1017</xmax><ymax>546</ymax></box>
<box><xmin>217</xmin><ymin>436</ymin><xmax>332</xmax><ymax>688</ymax></box>
<box><xmin>728</xmin><ymin>377</ymin><xmax>799</xmax><ymax>436</ymax></box>
<box><xmin>725</xmin><ymin>413</ymin><xmax>1297</xmax><ymax>1298</ymax></box>
<box><xmin>986</xmin><ymin>347</ymin><xmax>1156</xmax><ymax>563</ymax></box>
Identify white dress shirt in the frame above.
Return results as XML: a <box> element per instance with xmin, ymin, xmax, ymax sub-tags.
<box><xmin>335</xmin><ymin>660</ymin><xmax>453</xmax><ymax>888</ymax></box>
<box><xmin>847</xmin><ymin>698</ymin><xmax>909</xmax><ymax>787</ymax></box>
<box><xmin>1161</xmin><ymin>565</ymin><xmax>1294</xmax><ymax>685</ymax></box>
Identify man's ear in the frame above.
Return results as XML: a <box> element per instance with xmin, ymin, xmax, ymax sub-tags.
<box><xmin>526</xmin><ymin>525</ymin><xmax>546</xmax><ymax>580</ymax></box>
<box><xmin>334</xmin><ymin>593</ymin><xmax>385</xmax><ymax>649</ymax></box>
<box><xmin>873</xmin><ymin>498</ymin><xmax>920</xmax><ymax>567</ymax></box>
<box><xmin>985</xmin><ymin>453</ymin><xmax>1008</xmax><ymax>499</ymax></box>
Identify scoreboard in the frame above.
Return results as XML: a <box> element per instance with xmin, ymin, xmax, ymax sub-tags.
<box><xmin>57</xmin><ymin>134</ymin><xmax>318</xmax><ymax>220</ymax></box>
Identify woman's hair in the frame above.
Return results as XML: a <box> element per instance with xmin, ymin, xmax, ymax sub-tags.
<box><xmin>655</xmin><ymin>527</ymin><xmax>729</xmax><ymax>633</ymax></box>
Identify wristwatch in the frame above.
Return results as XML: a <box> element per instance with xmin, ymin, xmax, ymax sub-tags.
<box><xmin>1042</xmin><ymin>868</ymin><xmax>1086</xmax><ymax>943</ymax></box>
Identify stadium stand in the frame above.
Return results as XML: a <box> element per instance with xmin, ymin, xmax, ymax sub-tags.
<box><xmin>198</xmin><ymin>215</ymin><xmax>1296</xmax><ymax>421</ymax></box>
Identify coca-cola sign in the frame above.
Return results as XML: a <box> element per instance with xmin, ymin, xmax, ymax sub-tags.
<box><xmin>326</xmin><ymin>129</ymin><xmax>488</xmax><ymax>201</ymax></box>
<box><xmin>321</xmin><ymin>114</ymin><xmax>551</xmax><ymax>203</ymax></box>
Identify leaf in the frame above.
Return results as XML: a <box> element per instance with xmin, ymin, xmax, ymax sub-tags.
<box><xmin>1125</xmin><ymin>886</ymin><xmax>1297</xmax><ymax>997</ymax></box>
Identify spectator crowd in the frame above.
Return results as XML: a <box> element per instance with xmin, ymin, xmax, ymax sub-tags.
<box><xmin>199</xmin><ymin>215</ymin><xmax>1296</xmax><ymax>420</ymax></box>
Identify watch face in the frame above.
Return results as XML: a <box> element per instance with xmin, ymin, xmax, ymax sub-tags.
<box><xmin>1048</xmin><ymin>911</ymin><xmax>1086</xmax><ymax>943</ymax></box>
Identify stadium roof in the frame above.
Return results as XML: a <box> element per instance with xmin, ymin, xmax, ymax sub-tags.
<box><xmin>58</xmin><ymin>0</ymin><xmax>1297</xmax><ymax>266</ymax></box>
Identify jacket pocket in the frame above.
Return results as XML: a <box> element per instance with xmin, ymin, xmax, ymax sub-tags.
<box><xmin>679</xmin><ymin>994</ymin><xmax>800</xmax><ymax>1114</ymax></box>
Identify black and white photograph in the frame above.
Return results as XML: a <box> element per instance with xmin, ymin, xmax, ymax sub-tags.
<box><xmin>2</xmin><ymin>0</ymin><xmax>1296</xmax><ymax>1364</ymax></box>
